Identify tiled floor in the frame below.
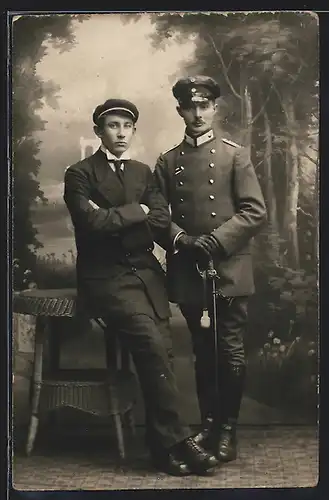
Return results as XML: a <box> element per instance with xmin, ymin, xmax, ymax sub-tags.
<box><xmin>12</xmin><ymin>426</ymin><xmax>318</xmax><ymax>490</ymax></box>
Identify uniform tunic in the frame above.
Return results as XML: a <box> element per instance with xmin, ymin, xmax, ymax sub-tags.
<box><xmin>154</xmin><ymin>132</ymin><xmax>267</xmax><ymax>305</ymax></box>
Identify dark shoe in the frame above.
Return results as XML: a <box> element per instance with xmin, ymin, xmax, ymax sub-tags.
<box><xmin>177</xmin><ymin>437</ymin><xmax>219</xmax><ymax>474</ymax></box>
<box><xmin>218</xmin><ymin>423</ymin><xmax>237</xmax><ymax>462</ymax></box>
<box><xmin>193</xmin><ymin>417</ymin><xmax>217</xmax><ymax>453</ymax></box>
<box><xmin>150</xmin><ymin>448</ymin><xmax>191</xmax><ymax>476</ymax></box>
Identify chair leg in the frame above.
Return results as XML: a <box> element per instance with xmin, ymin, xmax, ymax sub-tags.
<box><xmin>112</xmin><ymin>414</ymin><xmax>125</xmax><ymax>460</ymax></box>
<box><xmin>26</xmin><ymin>415</ymin><xmax>39</xmax><ymax>456</ymax></box>
<box><xmin>26</xmin><ymin>316</ymin><xmax>46</xmax><ymax>456</ymax></box>
<box><xmin>125</xmin><ymin>408</ymin><xmax>136</xmax><ymax>437</ymax></box>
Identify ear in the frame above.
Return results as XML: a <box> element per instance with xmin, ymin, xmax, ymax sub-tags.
<box><xmin>93</xmin><ymin>125</ymin><xmax>102</xmax><ymax>138</ymax></box>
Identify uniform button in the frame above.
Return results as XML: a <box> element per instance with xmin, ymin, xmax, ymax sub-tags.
<box><xmin>209</xmin><ymin>179</ymin><xmax>214</xmax><ymax>184</ymax></box>
<box><xmin>180</xmin><ymin>198</ymin><xmax>184</xmax><ymax>202</ymax></box>
<box><xmin>181</xmin><ymin>214</ymin><xmax>185</xmax><ymax>219</ymax></box>
<box><xmin>211</xmin><ymin>212</ymin><xmax>216</xmax><ymax>217</ymax></box>
<box><xmin>126</xmin><ymin>252</ymin><xmax>131</xmax><ymax>257</ymax></box>
<box><xmin>209</xmin><ymin>195</ymin><xmax>215</xmax><ymax>200</ymax></box>
<box><xmin>179</xmin><ymin>181</ymin><xmax>184</xmax><ymax>186</ymax></box>
<box><xmin>210</xmin><ymin>148</ymin><xmax>216</xmax><ymax>154</ymax></box>
<box><xmin>209</xmin><ymin>162</ymin><xmax>215</xmax><ymax>168</ymax></box>
<box><xmin>180</xmin><ymin>151</ymin><xmax>185</xmax><ymax>155</ymax></box>
<box><xmin>132</xmin><ymin>267</ymin><xmax>137</xmax><ymax>272</ymax></box>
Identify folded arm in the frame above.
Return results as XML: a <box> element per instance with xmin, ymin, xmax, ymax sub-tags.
<box><xmin>140</xmin><ymin>165</ymin><xmax>171</xmax><ymax>236</ymax></box>
<box><xmin>153</xmin><ymin>154</ymin><xmax>185</xmax><ymax>251</ymax></box>
<box><xmin>64</xmin><ymin>166</ymin><xmax>148</xmax><ymax>233</ymax></box>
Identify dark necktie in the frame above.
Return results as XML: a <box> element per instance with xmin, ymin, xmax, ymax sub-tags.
<box><xmin>113</xmin><ymin>160</ymin><xmax>124</xmax><ymax>184</ymax></box>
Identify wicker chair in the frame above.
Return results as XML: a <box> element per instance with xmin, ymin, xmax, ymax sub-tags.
<box><xmin>13</xmin><ymin>288</ymin><xmax>138</xmax><ymax>460</ymax></box>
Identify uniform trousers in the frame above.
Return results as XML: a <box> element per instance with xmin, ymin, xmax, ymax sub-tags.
<box><xmin>180</xmin><ymin>295</ymin><xmax>248</xmax><ymax>424</ymax></box>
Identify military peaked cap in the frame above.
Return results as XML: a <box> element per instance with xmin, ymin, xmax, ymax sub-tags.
<box><xmin>172</xmin><ymin>75</ymin><xmax>221</xmax><ymax>106</ymax></box>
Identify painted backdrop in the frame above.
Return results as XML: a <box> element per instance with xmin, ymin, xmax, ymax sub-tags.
<box><xmin>12</xmin><ymin>12</ymin><xmax>318</xmax><ymax>428</ymax></box>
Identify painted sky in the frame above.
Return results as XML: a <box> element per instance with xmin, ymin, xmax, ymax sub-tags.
<box><xmin>31</xmin><ymin>13</ymin><xmax>197</xmax><ymax>254</ymax></box>
<box><xmin>36</xmin><ymin>14</ymin><xmax>197</xmax><ymax>189</ymax></box>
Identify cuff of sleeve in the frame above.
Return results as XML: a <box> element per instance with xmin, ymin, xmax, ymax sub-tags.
<box><xmin>211</xmin><ymin>232</ymin><xmax>228</xmax><ymax>258</ymax></box>
<box><xmin>173</xmin><ymin>231</ymin><xmax>186</xmax><ymax>254</ymax></box>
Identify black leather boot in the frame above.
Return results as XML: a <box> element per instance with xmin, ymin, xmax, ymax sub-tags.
<box><xmin>217</xmin><ymin>365</ymin><xmax>246</xmax><ymax>462</ymax></box>
<box><xmin>218</xmin><ymin>420</ymin><xmax>237</xmax><ymax>462</ymax></box>
<box><xmin>148</xmin><ymin>431</ymin><xmax>192</xmax><ymax>476</ymax></box>
<box><xmin>150</xmin><ymin>446</ymin><xmax>192</xmax><ymax>476</ymax></box>
<box><xmin>175</xmin><ymin>437</ymin><xmax>219</xmax><ymax>474</ymax></box>
<box><xmin>193</xmin><ymin>416</ymin><xmax>215</xmax><ymax>451</ymax></box>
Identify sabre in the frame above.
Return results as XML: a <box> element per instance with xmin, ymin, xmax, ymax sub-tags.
<box><xmin>196</xmin><ymin>259</ymin><xmax>234</xmax><ymax>329</ymax></box>
<box><xmin>196</xmin><ymin>258</ymin><xmax>234</xmax><ymax>414</ymax></box>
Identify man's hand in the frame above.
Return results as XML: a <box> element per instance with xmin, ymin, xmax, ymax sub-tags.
<box><xmin>176</xmin><ymin>233</ymin><xmax>198</xmax><ymax>250</ymax></box>
<box><xmin>88</xmin><ymin>199</ymin><xmax>100</xmax><ymax>210</ymax></box>
<box><xmin>194</xmin><ymin>234</ymin><xmax>220</xmax><ymax>258</ymax></box>
<box><xmin>140</xmin><ymin>204</ymin><xmax>150</xmax><ymax>215</ymax></box>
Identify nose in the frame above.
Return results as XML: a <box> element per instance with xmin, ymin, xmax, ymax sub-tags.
<box><xmin>117</xmin><ymin>126</ymin><xmax>126</xmax><ymax>139</ymax></box>
<box><xmin>193</xmin><ymin>106</ymin><xmax>202</xmax><ymax>119</ymax></box>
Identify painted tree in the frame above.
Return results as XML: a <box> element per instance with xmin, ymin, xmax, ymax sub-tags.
<box><xmin>12</xmin><ymin>14</ymin><xmax>89</xmax><ymax>288</ymax></box>
<box><xmin>125</xmin><ymin>11</ymin><xmax>318</xmax><ymax>270</ymax></box>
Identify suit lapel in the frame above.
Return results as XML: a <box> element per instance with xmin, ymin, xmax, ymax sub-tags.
<box><xmin>91</xmin><ymin>149</ymin><xmax>126</xmax><ymax>205</ymax></box>
<box><xmin>122</xmin><ymin>160</ymin><xmax>144</xmax><ymax>203</ymax></box>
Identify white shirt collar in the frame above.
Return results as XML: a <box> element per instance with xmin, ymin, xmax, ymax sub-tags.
<box><xmin>184</xmin><ymin>129</ymin><xmax>215</xmax><ymax>148</ymax></box>
<box><xmin>100</xmin><ymin>144</ymin><xmax>131</xmax><ymax>163</ymax></box>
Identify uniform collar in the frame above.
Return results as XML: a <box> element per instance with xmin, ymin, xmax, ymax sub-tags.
<box><xmin>184</xmin><ymin>129</ymin><xmax>215</xmax><ymax>148</ymax></box>
<box><xmin>100</xmin><ymin>143</ymin><xmax>131</xmax><ymax>161</ymax></box>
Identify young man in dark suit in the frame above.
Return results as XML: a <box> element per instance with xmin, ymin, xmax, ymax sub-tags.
<box><xmin>154</xmin><ymin>76</ymin><xmax>267</xmax><ymax>462</ymax></box>
<box><xmin>63</xmin><ymin>98</ymin><xmax>218</xmax><ymax>476</ymax></box>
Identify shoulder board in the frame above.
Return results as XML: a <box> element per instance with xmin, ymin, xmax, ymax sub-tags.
<box><xmin>64</xmin><ymin>165</ymin><xmax>71</xmax><ymax>173</ymax></box>
<box><xmin>222</xmin><ymin>138</ymin><xmax>242</xmax><ymax>148</ymax></box>
<box><xmin>161</xmin><ymin>143</ymin><xmax>180</xmax><ymax>155</ymax></box>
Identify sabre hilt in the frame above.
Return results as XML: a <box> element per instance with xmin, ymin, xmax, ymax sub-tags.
<box><xmin>197</xmin><ymin>258</ymin><xmax>234</xmax><ymax>329</ymax></box>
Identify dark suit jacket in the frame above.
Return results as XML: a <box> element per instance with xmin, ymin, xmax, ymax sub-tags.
<box><xmin>154</xmin><ymin>135</ymin><xmax>267</xmax><ymax>304</ymax></box>
<box><xmin>64</xmin><ymin>148</ymin><xmax>171</xmax><ymax>319</ymax></box>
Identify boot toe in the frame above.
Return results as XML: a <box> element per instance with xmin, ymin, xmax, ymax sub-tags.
<box><xmin>152</xmin><ymin>452</ymin><xmax>191</xmax><ymax>476</ymax></box>
<box><xmin>180</xmin><ymin>438</ymin><xmax>219</xmax><ymax>474</ymax></box>
<box><xmin>218</xmin><ymin>447</ymin><xmax>237</xmax><ymax>462</ymax></box>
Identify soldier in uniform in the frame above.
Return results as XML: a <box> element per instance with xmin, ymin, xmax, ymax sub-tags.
<box><xmin>63</xmin><ymin>98</ymin><xmax>218</xmax><ymax>476</ymax></box>
<box><xmin>154</xmin><ymin>77</ymin><xmax>267</xmax><ymax>462</ymax></box>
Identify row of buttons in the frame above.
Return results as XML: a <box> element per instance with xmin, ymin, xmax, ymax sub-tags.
<box><xmin>179</xmin><ymin>194</ymin><xmax>215</xmax><ymax>202</ymax></box>
<box><xmin>125</xmin><ymin>247</ymin><xmax>153</xmax><ymax>258</ymax></box>
<box><xmin>178</xmin><ymin>162</ymin><xmax>214</xmax><ymax>169</ymax></box>
<box><xmin>180</xmin><ymin>212</ymin><xmax>217</xmax><ymax>219</ymax></box>
<box><xmin>178</xmin><ymin>179</ymin><xmax>215</xmax><ymax>186</ymax></box>
<box><xmin>179</xmin><ymin>148</ymin><xmax>216</xmax><ymax>155</ymax></box>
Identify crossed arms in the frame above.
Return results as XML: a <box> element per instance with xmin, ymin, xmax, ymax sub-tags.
<box><xmin>63</xmin><ymin>164</ymin><xmax>170</xmax><ymax>244</ymax></box>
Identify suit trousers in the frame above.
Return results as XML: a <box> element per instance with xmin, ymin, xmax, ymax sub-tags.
<box><xmin>180</xmin><ymin>296</ymin><xmax>248</xmax><ymax>422</ymax></box>
<box><xmin>81</xmin><ymin>272</ymin><xmax>190</xmax><ymax>449</ymax></box>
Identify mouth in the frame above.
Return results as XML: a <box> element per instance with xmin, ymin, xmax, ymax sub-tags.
<box><xmin>115</xmin><ymin>142</ymin><xmax>127</xmax><ymax>146</ymax></box>
<box><xmin>193</xmin><ymin>122</ymin><xmax>205</xmax><ymax>127</ymax></box>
